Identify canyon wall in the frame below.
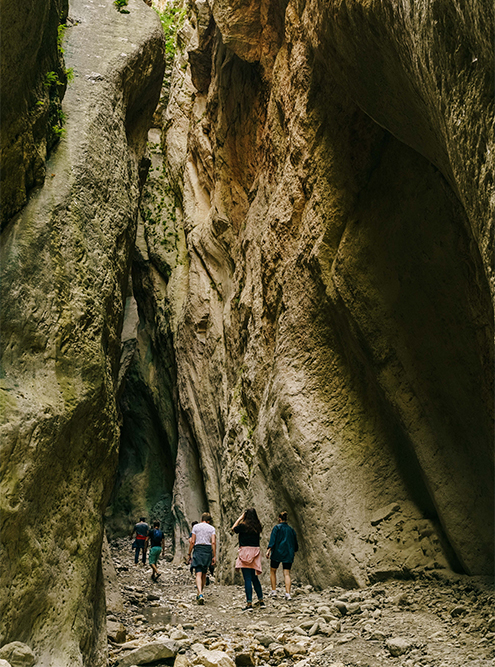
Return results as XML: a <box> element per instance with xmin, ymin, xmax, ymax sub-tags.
<box><xmin>0</xmin><ymin>0</ymin><xmax>69</xmax><ymax>228</ymax></box>
<box><xmin>0</xmin><ymin>0</ymin><xmax>493</xmax><ymax>663</ymax></box>
<box><xmin>139</xmin><ymin>0</ymin><xmax>493</xmax><ymax>585</ymax></box>
<box><xmin>0</xmin><ymin>0</ymin><xmax>165</xmax><ymax>664</ymax></box>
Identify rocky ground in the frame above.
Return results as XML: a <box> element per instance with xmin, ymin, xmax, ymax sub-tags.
<box><xmin>107</xmin><ymin>539</ymin><xmax>494</xmax><ymax>667</ymax></box>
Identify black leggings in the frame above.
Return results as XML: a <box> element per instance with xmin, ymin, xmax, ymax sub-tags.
<box><xmin>241</xmin><ymin>567</ymin><xmax>263</xmax><ymax>603</ymax></box>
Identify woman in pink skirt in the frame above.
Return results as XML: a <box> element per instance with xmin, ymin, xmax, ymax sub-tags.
<box><xmin>232</xmin><ymin>508</ymin><xmax>265</xmax><ymax>611</ymax></box>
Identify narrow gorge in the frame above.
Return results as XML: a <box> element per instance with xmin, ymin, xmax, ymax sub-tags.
<box><xmin>0</xmin><ymin>0</ymin><xmax>493</xmax><ymax>666</ymax></box>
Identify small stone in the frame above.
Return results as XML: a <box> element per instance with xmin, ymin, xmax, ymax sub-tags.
<box><xmin>299</xmin><ymin>621</ymin><xmax>314</xmax><ymax>630</ymax></box>
<box><xmin>107</xmin><ymin>619</ymin><xmax>126</xmax><ymax>643</ymax></box>
<box><xmin>333</xmin><ymin>601</ymin><xmax>347</xmax><ymax>615</ymax></box>
<box><xmin>386</xmin><ymin>637</ymin><xmax>414</xmax><ymax>657</ymax></box>
<box><xmin>370</xmin><ymin>502</ymin><xmax>400</xmax><ymax>525</ymax></box>
<box><xmin>336</xmin><ymin>634</ymin><xmax>355</xmax><ymax>645</ymax></box>
<box><xmin>308</xmin><ymin>623</ymin><xmax>319</xmax><ymax>637</ymax></box>
<box><xmin>393</xmin><ymin>593</ymin><xmax>409</xmax><ymax>606</ymax></box>
<box><xmin>0</xmin><ymin>660</ymin><xmax>11</xmax><ymax>667</ymax></box>
<box><xmin>369</xmin><ymin>630</ymin><xmax>386</xmax><ymax>641</ymax></box>
<box><xmin>271</xmin><ymin>647</ymin><xmax>286</xmax><ymax>660</ymax></box>
<box><xmin>0</xmin><ymin>642</ymin><xmax>36</xmax><ymax>667</ymax></box>
<box><xmin>346</xmin><ymin>602</ymin><xmax>361</xmax><ymax>615</ymax></box>
<box><xmin>284</xmin><ymin>643</ymin><xmax>307</xmax><ymax>657</ymax></box>
<box><xmin>449</xmin><ymin>605</ymin><xmax>467</xmax><ymax>617</ymax></box>
<box><xmin>256</xmin><ymin>634</ymin><xmax>276</xmax><ymax>647</ymax></box>
<box><xmin>171</xmin><ymin>628</ymin><xmax>189</xmax><ymax>640</ymax></box>
<box><xmin>293</xmin><ymin>627</ymin><xmax>308</xmax><ymax>637</ymax></box>
<box><xmin>234</xmin><ymin>649</ymin><xmax>255</xmax><ymax>666</ymax></box>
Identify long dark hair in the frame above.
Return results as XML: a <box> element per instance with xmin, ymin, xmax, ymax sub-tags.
<box><xmin>242</xmin><ymin>508</ymin><xmax>262</xmax><ymax>534</ymax></box>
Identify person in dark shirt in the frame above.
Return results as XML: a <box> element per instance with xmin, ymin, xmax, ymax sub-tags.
<box><xmin>147</xmin><ymin>521</ymin><xmax>165</xmax><ymax>581</ymax></box>
<box><xmin>266</xmin><ymin>510</ymin><xmax>298</xmax><ymax>600</ymax></box>
<box><xmin>131</xmin><ymin>517</ymin><xmax>149</xmax><ymax>565</ymax></box>
<box><xmin>232</xmin><ymin>508</ymin><xmax>265</xmax><ymax>611</ymax></box>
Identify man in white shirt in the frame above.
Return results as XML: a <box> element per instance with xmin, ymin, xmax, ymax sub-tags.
<box><xmin>188</xmin><ymin>512</ymin><xmax>216</xmax><ymax>604</ymax></box>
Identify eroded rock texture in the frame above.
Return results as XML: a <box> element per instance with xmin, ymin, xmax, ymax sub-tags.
<box><xmin>0</xmin><ymin>0</ymin><xmax>69</xmax><ymax>229</ymax></box>
<box><xmin>134</xmin><ymin>0</ymin><xmax>494</xmax><ymax>584</ymax></box>
<box><xmin>0</xmin><ymin>0</ymin><xmax>165</xmax><ymax>664</ymax></box>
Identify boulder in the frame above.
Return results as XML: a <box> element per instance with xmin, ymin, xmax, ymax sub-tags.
<box><xmin>193</xmin><ymin>648</ymin><xmax>235</xmax><ymax>667</ymax></box>
<box><xmin>107</xmin><ymin>619</ymin><xmax>126</xmax><ymax>644</ymax></box>
<box><xmin>385</xmin><ymin>637</ymin><xmax>414</xmax><ymax>657</ymax></box>
<box><xmin>117</xmin><ymin>639</ymin><xmax>179</xmax><ymax>667</ymax></box>
<box><xmin>0</xmin><ymin>643</ymin><xmax>35</xmax><ymax>667</ymax></box>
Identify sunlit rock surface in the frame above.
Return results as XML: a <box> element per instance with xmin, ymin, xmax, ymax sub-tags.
<box><xmin>139</xmin><ymin>0</ymin><xmax>493</xmax><ymax>584</ymax></box>
<box><xmin>0</xmin><ymin>0</ymin><xmax>165</xmax><ymax>664</ymax></box>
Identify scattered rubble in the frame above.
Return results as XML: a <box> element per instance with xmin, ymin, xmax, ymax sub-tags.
<box><xmin>107</xmin><ymin>539</ymin><xmax>494</xmax><ymax>667</ymax></box>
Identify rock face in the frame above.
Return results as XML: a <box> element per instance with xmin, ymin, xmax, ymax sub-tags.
<box><xmin>1</xmin><ymin>0</ymin><xmax>493</xmax><ymax>661</ymax></box>
<box><xmin>0</xmin><ymin>0</ymin><xmax>69</xmax><ymax>229</ymax></box>
<box><xmin>133</xmin><ymin>0</ymin><xmax>493</xmax><ymax>583</ymax></box>
<box><xmin>0</xmin><ymin>0</ymin><xmax>165</xmax><ymax>664</ymax></box>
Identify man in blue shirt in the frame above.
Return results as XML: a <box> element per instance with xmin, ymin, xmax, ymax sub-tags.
<box><xmin>147</xmin><ymin>521</ymin><xmax>165</xmax><ymax>581</ymax></box>
<box><xmin>266</xmin><ymin>511</ymin><xmax>298</xmax><ymax>600</ymax></box>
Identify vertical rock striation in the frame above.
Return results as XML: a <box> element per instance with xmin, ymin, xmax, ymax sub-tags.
<box><xmin>0</xmin><ymin>0</ymin><xmax>165</xmax><ymax>664</ymax></box>
<box><xmin>151</xmin><ymin>0</ymin><xmax>494</xmax><ymax>583</ymax></box>
<box><xmin>0</xmin><ymin>0</ymin><xmax>69</xmax><ymax>229</ymax></box>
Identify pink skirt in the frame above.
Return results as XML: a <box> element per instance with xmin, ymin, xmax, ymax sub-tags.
<box><xmin>235</xmin><ymin>546</ymin><xmax>262</xmax><ymax>575</ymax></box>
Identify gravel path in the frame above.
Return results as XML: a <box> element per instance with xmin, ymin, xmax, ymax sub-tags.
<box><xmin>107</xmin><ymin>539</ymin><xmax>494</xmax><ymax>667</ymax></box>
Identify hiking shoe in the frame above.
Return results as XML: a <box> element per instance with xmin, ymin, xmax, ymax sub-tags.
<box><xmin>206</xmin><ymin>576</ymin><xmax>210</xmax><ymax>586</ymax></box>
<box><xmin>241</xmin><ymin>604</ymin><xmax>253</xmax><ymax>612</ymax></box>
<box><xmin>155</xmin><ymin>573</ymin><xmax>161</xmax><ymax>580</ymax></box>
<box><xmin>259</xmin><ymin>599</ymin><xmax>266</xmax><ymax>608</ymax></box>
<box><xmin>197</xmin><ymin>594</ymin><xmax>204</xmax><ymax>605</ymax></box>
<box><xmin>270</xmin><ymin>590</ymin><xmax>277</xmax><ymax>597</ymax></box>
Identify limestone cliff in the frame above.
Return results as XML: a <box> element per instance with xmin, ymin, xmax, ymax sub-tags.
<box><xmin>1</xmin><ymin>0</ymin><xmax>493</xmax><ymax>662</ymax></box>
<box><xmin>0</xmin><ymin>0</ymin><xmax>165</xmax><ymax>664</ymax></box>
<box><xmin>0</xmin><ymin>0</ymin><xmax>69</xmax><ymax>229</ymax></box>
<box><xmin>133</xmin><ymin>0</ymin><xmax>493</xmax><ymax>585</ymax></box>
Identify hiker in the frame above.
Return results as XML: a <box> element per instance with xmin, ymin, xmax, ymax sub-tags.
<box><xmin>188</xmin><ymin>520</ymin><xmax>213</xmax><ymax>585</ymax></box>
<box><xmin>147</xmin><ymin>521</ymin><xmax>165</xmax><ymax>581</ymax></box>
<box><xmin>188</xmin><ymin>512</ymin><xmax>216</xmax><ymax>605</ymax></box>
<box><xmin>131</xmin><ymin>517</ymin><xmax>149</xmax><ymax>565</ymax></box>
<box><xmin>232</xmin><ymin>508</ymin><xmax>265</xmax><ymax>611</ymax></box>
<box><xmin>266</xmin><ymin>510</ymin><xmax>298</xmax><ymax>599</ymax></box>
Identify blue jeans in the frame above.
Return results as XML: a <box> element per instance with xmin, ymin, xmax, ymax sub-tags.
<box><xmin>135</xmin><ymin>541</ymin><xmax>147</xmax><ymax>564</ymax></box>
<box><xmin>241</xmin><ymin>568</ymin><xmax>263</xmax><ymax>603</ymax></box>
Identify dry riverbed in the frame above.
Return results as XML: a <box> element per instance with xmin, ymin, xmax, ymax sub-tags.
<box><xmin>107</xmin><ymin>539</ymin><xmax>494</xmax><ymax>667</ymax></box>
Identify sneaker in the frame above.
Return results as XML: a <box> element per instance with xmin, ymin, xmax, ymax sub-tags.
<box><xmin>155</xmin><ymin>573</ymin><xmax>161</xmax><ymax>580</ymax></box>
<box><xmin>259</xmin><ymin>599</ymin><xmax>266</xmax><ymax>608</ymax></box>
<box><xmin>285</xmin><ymin>593</ymin><xmax>292</xmax><ymax>600</ymax></box>
<box><xmin>270</xmin><ymin>590</ymin><xmax>277</xmax><ymax>597</ymax></box>
<box><xmin>197</xmin><ymin>594</ymin><xmax>204</xmax><ymax>605</ymax></box>
<box><xmin>241</xmin><ymin>603</ymin><xmax>253</xmax><ymax>612</ymax></box>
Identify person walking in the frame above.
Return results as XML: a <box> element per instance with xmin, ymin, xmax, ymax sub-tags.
<box><xmin>232</xmin><ymin>508</ymin><xmax>265</xmax><ymax>612</ymax></box>
<box><xmin>131</xmin><ymin>517</ymin><xmax>149</xmax><ymax>565</ymax></box>
<box><xmin>147</xmin><ymin>521</ymin><xmax>165</xmax><ymax>581</ymax></box>
<box><xmin>266</xmin><ymin>510</ymin><xmax>298</xmax><ymax>600</ymax></box>
<box><xmin>188</xmin><ymin>512</ymin><xmax>216</xmax><ymax>605</ymax></box>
